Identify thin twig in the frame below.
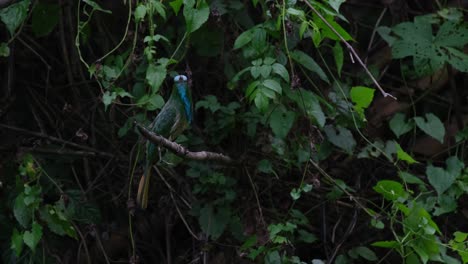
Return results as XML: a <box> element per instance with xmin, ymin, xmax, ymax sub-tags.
<box><xmin>244</xmin><ymin>167</ymin><xmax>266</xmax><ymax>227</ymax></box>
<box><xmin>301</xmin><ymin>0</ymin><xmax>396</xmax><ymax>100</ymax></box>
<box><xmin>0</xmin><ymin>124</ymin><xmax>114</xmax><ymax>158</ymax></box>
<box><xmin>135</xmin><ymin>122</ymin><xmax>235</xmax><ymax>164</ymax></box>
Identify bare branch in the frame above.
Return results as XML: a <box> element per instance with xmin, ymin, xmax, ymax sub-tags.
<box><xmin>135</xmin><ymin>122</ymin><xmax>235</xmax><ymax>164</ymax></box>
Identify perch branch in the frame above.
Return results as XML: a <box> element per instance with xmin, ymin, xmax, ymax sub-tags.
<box><xmin>135</xmin><ymin>122</ymin><xmax>235</xmax><ymax>164</ymax></box>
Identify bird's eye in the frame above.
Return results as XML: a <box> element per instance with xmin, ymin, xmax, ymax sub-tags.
<box><xmin>174</xmin><ymin>75</ymin><xmax>188</xmax><ymax>82</ymax></box>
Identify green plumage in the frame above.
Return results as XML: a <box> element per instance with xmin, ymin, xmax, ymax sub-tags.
<box><xmin>137</xmin><ymin>75</ymin><xmax>192</xmax><ymax>209</ymax></box>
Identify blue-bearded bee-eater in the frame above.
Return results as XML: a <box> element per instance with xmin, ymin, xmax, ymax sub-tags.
<box><xmin>137</xmin><ymin>74</ymin><xmax>193</xmax><ymax>209</ymax></box>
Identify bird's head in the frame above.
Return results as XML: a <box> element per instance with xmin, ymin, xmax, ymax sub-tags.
<box><xmin>174</xmin><ymin>74</ymin><xmax>192</xmax><ymax>123</ymax></box>
<box><xmin>174</xmin><ymin>75</ymin><xmax>188</xmax><ymax>83</ymax></box>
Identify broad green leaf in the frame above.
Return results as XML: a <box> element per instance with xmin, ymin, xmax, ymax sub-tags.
<box><xmin>313</xmin><ymin>14</ymin><xmax>353</xmax><ymax>43</ymax></box>
<box><xmin>153</xmin><ymin>1</ymin><xmax>166</xmax><ymax>20</ymax></box>
<box><xmin>426</xmin><ymin>165</ymin><xmax>456</xmax><ymax>196</ymax></box>
<box><xmin>328</xmin><ymin>0</ymin><xmax>346</xmax><ymax>13</ymax></box>
<box><xmin>145</xmin><ymin>94</ymin><xmax>165</xmax><ymax>111</ymax></box>
<box><xmin>272</xmin><ymin>63</ymin><xmax>289</xmax><ymax>82</ymax></box>
<box><xmin>373</xmin><ymin>180</ymin><xmax>408</xmax><ymax>201</ymax></box>
<box><xmin>250</xmin><ymin>66</ymin><xmax>260</xmax><ymax>79</ymax></box>
<box><xmin>11</xmin><ymin>229</ymin><xmax>23</xmax><ymax>256</ymax></box>
<box><xmin>399</xmin><ymin>171</ymin><xmax>425</xmax><ymax>185</ymax></box>
<box><xmin>146</xmin><ymin>64</ymin><xmax>166</xmax><ymax>93</ymax></box>
<box><xmin>259</xmin><ymin>65</ymin><xmax>272</xmax><ymax>78</ymax></box>
<box><xmin>169</xmin><ymin>0</ymin><xmax>183</xmax><ymax>15</ymax></box>
<box><xmin>32</xmin><ymin>3</ymin><xmax>59</xmax><ymax>37</ymax></box>
<box><xmin>198</xmin><ymin>205</ymin><xmax>230</xmax><ymax>239</ymax></box>
<box><xmin>14</xmin><ymin>193</ymin><xmax>32</xmax><ymax>228</ymax></box>
<box><xmin>0</xmin><ymin>0</ymin><xmax>31</xmax><ymax>36</ymax></box>
<box><xmin>446</xmin><ymin>156</ymin><xmax>464</xmax><ymax>177</ymax></box>
<box><xmin>289</xmin><ymin>89</ymin><xmax>325</xmax><ymax>127</ymax></box>
<box><xmin>324</xmin><ymin>125</ymin><xmax>356</xmax><ymax>153</ymax></box>
<box><xmin>389</xmin><ymin>113</ymin><xmax>413</xmax><ymax>138</ymax></box>
<box><xmin>350</xmin><ymin>86</ymin><xmax>375</xmax><ymax>109</ymax></box>
<box><xmin>332</xmin><ymin>41</ymin><xmax>343</xmax><ymax>76</ymax></box>
<box><xmin>290</xmin><ymin>50</ymin><xmax>329</xmax><ymax>83</ymax></box>
<box><xmin>39</xmin><ymin>205</ymin><xmax>77</xmax><ymax>239</ymax></box>
<box><xmin>454</xmin><ymin>231</ymin><xmax>468</xmax><ymax>243</ymax></box>
<box><xmin>269</xmin><ymin>106</ymin><xmax>295</xmax><ymax>138</ymax></box>
<box><xmin>265</xmin><ymin>250</ymin><xmax>281</xmax><ymax>264</ymax></box>
<box><xmin>134</xmin><ymin>4</ymin><xmax>147</xmax><ymax>22</ymax></box>
<box><xmin>184</xmin><ymin>0</ymin><xmax>210</xmax><ymax>33</ymax></box>
<box><xmin>262</xmin><ymin>79</ymin><xmax>282</xmax><ymax>94</ymax></box>
<box><xmin>234</xmin><ymin>30</ymin><xmax>253</xmax><ymax>49</ymax></box>
<box><xmin>414</xmin><ymin>113</ymin><xmax>445</xmax><ymax>143</ymax></box>
<box><xmin>354</xmin><ymin>246</ymin><xmax>378</xmax><ymax>261</ymax></box>
<box><xmin>396</xmin><ymin>143</ymin><xmax>417</xmax><ymax>164</ymax></box>
<box><xmin>254</xmin><ymin>90</ymin><xmax>269</xmax><ymax>112</ymax></box>
<box><xmin>102</xmin><ymin>91</ymin><xmax>117</xmax><ymax>110</ymax></box>
<box><xmin>298</xmin><ymin>229</ymin><xmax>317</xmax><ymax>243</ymax></box>
<box><xmin>23</xmin><ymin>222</ymin><xmax>42</xmax><ymax>251</ymax></box>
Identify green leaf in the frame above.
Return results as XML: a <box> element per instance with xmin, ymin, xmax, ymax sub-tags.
<box><xmin>372</xmin><ymin>240</ymin><xmax>399</xmax><ymax>249</ymax></box>
<box><xmin>446</xmin><ymin>156</ymin><xmax>464</xmax><ymax>177</ymax></box>
<box><xmin>332</xmin><ymin>41</ymin><xmax>344</xmax><ymax>76</ymax></box>
<box><xmin>23</xmin><ymin>222</ymin><xmax>42</xmax><ymax>251</ymax></box>
<box><xmin>0</xmin><ymin>0</ymin><xmax>31</xmax><ymax>36</ymax></box>
<box><xmin>328</xmin><ymin>0</ymin><xmax>346</xmax><ymax>13</ymax></box>
<box><xmin>288</xmin><ymin>89</ymin><xmax>325</xmax><ymax>127</ymax></box>
<box><xmin>290</xmin><ymin>50</ymin><xmax>329</xmax><ymax>83</ymax></box>
<box><xmin>389</xmin><ymin>113</ymin><xmax>413</xmax><ymax>138</ymax></box>
<box><xmin>102</xmin><ymin>91</ymin><xmax>117</xmax><ymax>110</ymax></box>
<box><xmin>354</xmin><ymin>246</ymin><xmax>378</xmax><ymax>261</ymax></box>
<box><xmin>298</xmin><ymin>229</ymin><xmax>317</xmax><ymax>243</ymax></box>
<box><xmin>399</xmin><ymin>171</ymin><xmax>425</xmax><ymax>185</ymax></box>
<box><xmin>373</xmin><ymin>180</ymin><xmax>408</xmax><ymax>201</ymax></box>
<box><xmin>146</xmin><ymin>64</ymin><xmax>167</xmax><ymax>93</ymax></box>
<box><xmin>258</xmin><ymin>159</ymin><xmax>273</xmax><ymax>173</ymax></box>
<box><xmin>14</xmin><ymin>193</ymin><xmax>31</xmax><ymax>228</ymax></box>
<box><xmin>0</xmin><ymin>42</ymin><xmax>10</xmax><ymax>57</ymax></box>
<box><xmin>454</xmin><ymin>231</ymin><xmax>468</xmax><ymax>243</ymax></box>
<box><xmin>184</xmin><ymin>0</ymin><xmax>210</xmax><ymax>33</ymax></box>
<box><xmin>324</xmin><ymin>125</ymin><xmax>356</xmax><ymax>153</ymax></box>
<box><xmin>169</xmin><ymin>0</ymin><xmax>183</xmax><ymax>15</ymax></box>
<box><xmin>265</xmin><ymin>250</ymin><xmax>281</xmax><ymax>264</ymax></box>
<box><xmin>234</xmin><ymin>30</ymin><xmax>253</xmax><ymax>49</ymax></box>
<box><xmin>272</xmin><ymin>63</ymin><xmax>289</xmax><ymax>82</ymax></box>
<box><xmin>198</xmin><ymin>205</ymin><xmax>230</xmax><ymax>239</ymax></box>
<box><xmin>350</xmin><ymin>86</ymin><xmax>375</xmax><ymax>109</ymax></box>
<box><xmin>396</xmin><ymin>143</ymin><xmax>418</xmax><ymax>164</ymax></box>
<box><xmin>426</xmin><ymin>165</ymin><xmax>456</xmax><ymax>196</ymax></box>
<box><xmin>414</xmin><ymin>113</ymin><xmax>445</xmax><ymax>143</ymax></box>
<box><xmin>39</xmin><ymin>204</ymin><xmax>77</xmax><ymax>239</ymax></box>
<box><xmin>83</xmin><ymin>0</ymin><xmax>112</xmax><ymax>13</ymax></box>
<box><xmin>254</xmin><ymin>90</ymin><xmax>269</xmax><ymax>112</ymax></box>
<box><xmin>11</xmin><ymin>228</ymin><xmax>23</xmax><ymax>257</ymax></box>
<box><xmin>262</xmin><ymin>79</ymin><xmax>282</xmax><ymax>94</ymax></box>
<box><xmin>134</xmin><ymin>4</ymin><xmax>147</xmax><ymax>22</ymax></box>
<box><xmin>270</xmin><ymin>106</ymin><xmax>295</xmax><ymax>138</ymax></box>
<box><xmin>259</xmin><ymin>65</ymin><xmax>272</xmax><ymax>78</ymax></box>
<box><xmin>153</xmin><ymin>1</ymin><xmax>166</xmax><ymax>20</ymax></box>
<box><xmin>145</xmin><ymin>94</ymin><xmax>165</xmax><ymax>111</ymax></box>
<box><xmin>31</xmin><ymin>3</ymin><xmax>59</xmax><ymax>37</ymax></box>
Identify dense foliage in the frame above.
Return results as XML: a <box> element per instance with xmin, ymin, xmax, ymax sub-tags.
<box><xmin>1</xmin><ymin>0</ymin><xmax>468</xmax><ymax>263</ymax></box>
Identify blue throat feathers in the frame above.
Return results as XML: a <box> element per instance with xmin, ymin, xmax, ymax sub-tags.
<box><xmin>176</xmin><ymin>82</ymin><xmax>192</xmax><ymax>124</ymax></box>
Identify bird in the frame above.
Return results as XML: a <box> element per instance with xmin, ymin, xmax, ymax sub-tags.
<box><xmin>137</xmin><ymin>74</ymin><xmax>193</xmax><ymax>209</ymax></box>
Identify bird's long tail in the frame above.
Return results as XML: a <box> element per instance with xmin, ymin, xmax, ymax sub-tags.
<box><xmin>137</xmin><ymin>166</ymin><xmax>152</xmax><ymax>209</ymax></box>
